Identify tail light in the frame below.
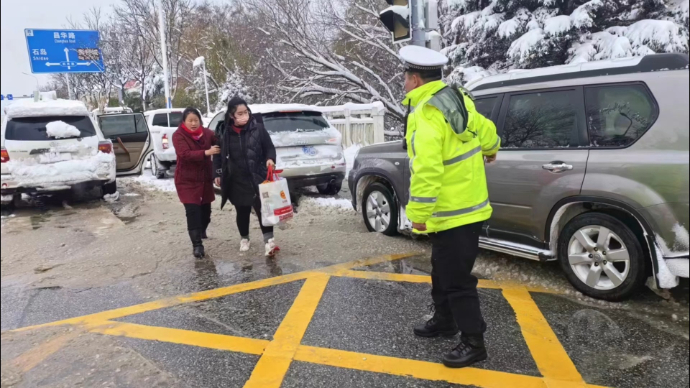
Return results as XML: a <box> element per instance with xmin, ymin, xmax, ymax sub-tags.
<box><xmin>98</xmin><ymin>141</ymin><xmax>113</xmax><ymax>154</ymax></box>
<box><xmin>1</xmin><ymin>148</ymin><xmax>9</xmax><ymax>163</ymax></box>
<box><xmin>162</xmin><ymin>134</ymin><xmax>170</xmax><ymax>149</ymax></box>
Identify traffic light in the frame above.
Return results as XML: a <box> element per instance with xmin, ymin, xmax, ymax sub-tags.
<box><xmin>379</xmin><ymin>0</ymin><xmax>411</xmax><ymax>44</ymax></box>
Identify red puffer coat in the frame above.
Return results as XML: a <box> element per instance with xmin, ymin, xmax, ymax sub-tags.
<box><xmin>172</xmin><ymin>126</ymin><xmax>218</xmax><ymax>205</ymax></box>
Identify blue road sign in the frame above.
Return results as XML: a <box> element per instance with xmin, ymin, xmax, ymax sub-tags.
<box><xmin>7</xmin><ymin>94</ymin><xmax>13</xmax><ymax>101</ymax></box>
<box><xmin>0</xmin><ymin>95</ymin><xmax>4</xmax><ymax>101</ymax></box>
<box><xmin>24</xmin><ymin>29</ymin><xmax>104</xmax><ymax>74</ymax></box>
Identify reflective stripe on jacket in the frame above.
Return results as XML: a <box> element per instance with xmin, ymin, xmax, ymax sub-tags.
<box><xmin>404</xmin><ymin>80</ymin><xmax>500</xmax><ymax>233</ymax></box>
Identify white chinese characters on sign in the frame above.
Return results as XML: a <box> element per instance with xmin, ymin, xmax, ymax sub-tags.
<box><xmin>68</xmin><ymin>32</ymin><xmax>76</xmax><ymax>39</ymax></box>
<box><xmin>54</xmin><ymin>32</ymin><xmax>60</xmax><ymax>39</ymax></box>
<box><xmin>77</xmin><ymin>48</ymin><xmax>100</xmax><ymax>61</ymax></box>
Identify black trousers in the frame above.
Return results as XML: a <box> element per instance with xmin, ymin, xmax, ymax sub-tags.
<box><xmin>235</xmin><ymin>197</ymin><xmax>273</xmax><ymax>241</ymax></box>
<box><xmin>429</xmin><ymin>221</ymin><xmax>486</xmax><ymax>335</ymax></box>
<box><xmin>183</xmin><ymin>203</ymin><xmax>211</xmax><ymax>231</ymax></box>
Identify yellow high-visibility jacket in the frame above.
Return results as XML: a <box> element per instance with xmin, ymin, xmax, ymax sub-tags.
<box><xmin>404</xmin><ymin>80</ymin><xmax>500</xmax><ymax>233</ymax></box>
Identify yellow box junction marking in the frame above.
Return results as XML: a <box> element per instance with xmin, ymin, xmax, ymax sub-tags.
<box><xmin>6</xmin><ymin>253</ymin><xmax>605</xmax><ymax>388</ymax></box>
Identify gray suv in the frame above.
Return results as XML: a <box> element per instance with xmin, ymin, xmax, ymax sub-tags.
<box><xmin>348</xmin><ymin>53</ymin><xmax>689</xmax><ymax>301</ymax></box>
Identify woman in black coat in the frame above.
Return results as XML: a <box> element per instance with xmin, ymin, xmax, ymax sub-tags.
<box><xmin>213</xmin><ymin>97</ymin><xmax>279</xmax><ymax>257</ymax></box>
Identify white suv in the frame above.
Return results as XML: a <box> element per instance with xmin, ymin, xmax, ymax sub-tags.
<box><xmin>208</xmin><ymin>104</ymin><xmax>346</xmax><ymax>194</ymax></box>
<box><xmin>144</xmin><ymin>108</ymin><xmax>184</xmax><ymax>179</ymax></box>
<box><xmin>1</xmin><ymin>99</ymin><xmax>117</xmax><ymax>206</ymax></box>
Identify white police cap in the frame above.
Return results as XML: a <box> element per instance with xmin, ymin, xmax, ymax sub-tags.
<box><xmin>399</xmin><ymin>45</ymin><xmax>448</xmax><ymax>71</ymax></box>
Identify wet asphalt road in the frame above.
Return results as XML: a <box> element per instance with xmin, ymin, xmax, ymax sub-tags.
<box><xmin>1</xmin><ymin>180</ymin><xmax>688</xmax><ymax>388</ymax></box>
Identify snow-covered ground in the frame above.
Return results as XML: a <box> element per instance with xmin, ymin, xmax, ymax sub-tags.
<box><xmin>121</xmin><ymin>170</ymin><xmax>177</xmax><ymax>193</ymax></box>
<box><xmin>301</xmin><ymin>197</ymin><xmax>353</xmax><ymax>211</ymax></box>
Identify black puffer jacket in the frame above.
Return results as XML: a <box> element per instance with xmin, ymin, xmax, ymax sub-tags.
<box><xmin>213</xmin><ymin>115</ymin><xmax>276</xmax><ymax>209</ymax></box>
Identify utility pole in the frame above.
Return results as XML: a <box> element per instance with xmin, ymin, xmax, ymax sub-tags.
<box><xmin>410</xmin><ymin>0</ymin><xmax>425</xmax><ymax>47</ymax></box>
<box><xmin>156</xmin><ymin>0</ymin><xmax>172</xmax><ymax>108</ymax></box>
<box><xmin>193</xmin><ymin>56</ymin><xmax>211</xmax><ymax>116</ymax></box>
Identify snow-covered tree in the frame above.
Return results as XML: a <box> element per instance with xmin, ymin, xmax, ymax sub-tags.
<box><xmin>248</xmin><ymin>0</ymin><xmax>406</xmax><ymax>119</ymax></box>
<box><xmin>443</xmin><ymin>0</ymin><xmax>689</xmax><ymax>84</ymax></box>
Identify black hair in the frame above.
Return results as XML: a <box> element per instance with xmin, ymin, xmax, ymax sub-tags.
<box><xmin>227</xmin><ymin>96</ymin><xmax>249</xmax><ymax>119</ymax></box>
<box><xmin>405</xmin><ymin>68</ymin><xmax>443</xmax><ymax>83</ymax></box>
<box><xmin>182</xmin><ymin>107</ymin><xmax>203</xmax><ymax>123</ymax></box>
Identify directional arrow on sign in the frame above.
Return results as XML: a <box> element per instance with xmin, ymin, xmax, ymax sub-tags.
<box><xmin>64</xmin><ymin>47</ymin><xmax>71</xmax><ymax>70</ymax></box>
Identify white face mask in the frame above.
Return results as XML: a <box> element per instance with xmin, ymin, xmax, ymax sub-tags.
<box><xmin>235</xmin><ymin>115</ymin><xmax>249</xmax><ymax>126</ymax></box>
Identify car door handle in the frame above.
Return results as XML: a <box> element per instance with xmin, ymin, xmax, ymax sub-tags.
<box><xmin>542</xmin><ymin>162</ymin><xmax>573</xmax><ymax>173</ymax></box>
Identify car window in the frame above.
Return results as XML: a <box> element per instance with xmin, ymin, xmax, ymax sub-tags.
<box><xmin>169</xmin><ymin>112</ymin><xmax>183</xmax><ymax>128</ymax></box>
<box><xmin>152</xmin><ymin>113</ymin><xmax>168</xmax><ymax>127</ymax></box>
<box><xmin>5</xmin><ymin>116</ymin><xmax>97</xmax><ymax>141</ymax></box>
<box><xmin>474</xmin><ymin>97</ymin><xmax>497</xmax><ymax>118</ymax></box>
<box><xmin>502</xmin><ymin>90</ymin><xmax>578</xmax><ymax>149</ymax></box>
<box><xmin>263</xmin><ymin>112</ymin><xmax>330</xmax><ymax>133</ymax></box>
<box><xmin>135</xmin><ymin>114</ymin><xmax>148</xmax><ymax>133</ymax></box>
<box><xmin>100</xmin><ymin>115</ymin><xmax>137</xmax><ymax>137</ymax></box>
<box><xmin>585</xmin><ymin>84</ymin><xmax>658</xmax><ymax>147</ymax></box>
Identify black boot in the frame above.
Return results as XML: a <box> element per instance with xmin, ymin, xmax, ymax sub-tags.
<box><xmin>201</xmin><ymin>229</ymin><xmax>208</xmax><ymax>239</ymax></box>
<box><xmin>413</xmin><ymin>311</ymin><xmax>458</xmax><ymax>338</ymax></box>
<box><xmin>188</xmin><ymin>229</ymin><xmax>205</xmax><ymax>258</ymax></box>
<box><xmin>443</xmin><ymin>334</ymin><xmax>487</xmax><ymax>368</ymax></box>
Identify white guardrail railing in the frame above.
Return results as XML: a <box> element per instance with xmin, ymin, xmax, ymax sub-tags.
<box><xmin>318</xmin><ymin>102</ymin><xmax>386</xmax><ymax>148</ymax></box>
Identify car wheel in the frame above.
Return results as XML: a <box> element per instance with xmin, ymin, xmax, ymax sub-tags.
<box><xmin>151</xmin><ymin>154</ymin><xmax>165</xmax><ymax>179</ymax></box>
<box><xmin>102</xmin><ymin>180</ymin><xmax>118</xmax><ymax>196</ymax></box>
<box><xmin>362</xmin><ymin>182</ymin><xmax>398</xmax><ymax>236</ymax></box>
<box><xmin>558</xmin><ymin>212</ymin><xmax>646</xmax><ymax>301</ymax></box>
<box><xmin>317</xmin><ymin>181</ymin><xmax>342</xmax><ymax>195</ymax></box>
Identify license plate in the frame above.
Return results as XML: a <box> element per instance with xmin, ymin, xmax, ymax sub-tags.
<box><xmin>42</xmin><ymin>152</ymin><xmax>72</xmax><ymax>163</ymax></box>
<box><xmin>302</xmin><ymin>146</ymin><xmax>317</xmax><ymax>156</ymax></box>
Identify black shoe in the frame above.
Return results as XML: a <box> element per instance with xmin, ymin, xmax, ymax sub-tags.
<box><xmin>201</xmin><ymin>230</ymin><xmax>208</xmax><ymax>239</ymax></box>
<box><xmin>188</xmin><ymin>230</ymin><xmax>205</xmax><ymax>258</ymax></box>
<box><xmin>414</xmin><ymin>315</ymin><xmax>458</xmax><ymax>338</ymax></box>
<box><xmin>193</xmin><ymin>245</ymin><xmax>205</xmax><ymax>258</ymax></box>
<box><xmin>443</xmin><ymin>335</ymin><xmax>487</xmax><ymax>368</ymax></box>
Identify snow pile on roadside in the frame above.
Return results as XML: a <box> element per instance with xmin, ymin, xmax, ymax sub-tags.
<box><xmin>5</xmin><ymin>99</ymin><xmax>88</xmax><ymax>119</ymax></box>
<box><xmin>127</xmin><ymin>170</ymin><xmax>177</xmax><ymax>192</ymax></box>
<box><xmin>103</xmin><ymin>192</ymin><xmax>120</xmax><ymax>203</ymax></box>
<box><xmin>344</xmin><ymin>144</ymin><xmax>361</xmax><ymax>178</ymax></box>
<box><xmin>46</xmin><ymin>121</ymin><xmax>81</xmax><ymax>139</ymax></box>
<box><xmin>6</xmin><ymin>152</ymin><xmax>115</xmax><ymax>189</ymax></box>
<box><xmin>305</xmin><ymin>197</ymin><xmax>352</xmax><ymax>209</ymax></box>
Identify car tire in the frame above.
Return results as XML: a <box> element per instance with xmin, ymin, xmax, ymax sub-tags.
<box><xmin>317</xmin><ymin>181</ymin><xmax>342</xmax><ymax>195</ymax></box>
<box><xmin>151</xmin><ymin>154</ymin><xmax>165</xmax><ymax>179</ymax></box>
<box><xmin>558</xmin><ymin>212</ymin><xmax>646</xmax><ymax>301</ymax></box>
<box><xmin>362</xmin><ymin>182</ymin><xmax>398</xmax><ymax>236</ymax></box>
<box><xmin>103</xmin><ymin>180</ymin><xmax>118</xmax><ymax>196</ymax></box>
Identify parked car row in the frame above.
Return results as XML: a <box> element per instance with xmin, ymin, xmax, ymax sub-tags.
<box><xmin>1</xmin><ymin>98</ymin><xmax>151</xmax><ymax>208</ymax></box>
<box><xmin>349</xmin><ymin>53</ymin><xmax>689</xmax><ymax>301</ymax></box>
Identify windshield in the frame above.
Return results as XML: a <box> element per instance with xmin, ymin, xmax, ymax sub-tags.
<box><xmin>263</xmin><ymin>111</ymin><xmax>330</xmax><ymax>133</ymax></box>
<box><xmin>5</xmin><ymin>116</ymin><xmax>96</xmax><ymax>141</ymax></box>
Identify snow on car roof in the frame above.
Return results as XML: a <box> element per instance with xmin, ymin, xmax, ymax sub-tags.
<box><xmin>466</xmin><ymin>56</ymin><xmax>645</xmax><ymax>91</ymax></box>
<box><xmin>143</xmin><ymin>108</ymin><xmax>185</xmax><ymax>115</ymax></box>
<box><xmin>4</xmin><ymin>99</ymin><xmax>89</xmax><ymax>119</ymax></box>
<box><xmin>214</xmin><ymin>102</ymin><xmax>385</xmax><ymax>116</ymax></box>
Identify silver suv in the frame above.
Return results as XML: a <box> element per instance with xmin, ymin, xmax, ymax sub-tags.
<box><xmin>349</xmin><ymin>53</ymin><xmax>689</xmax><ymax>301</ymax></box>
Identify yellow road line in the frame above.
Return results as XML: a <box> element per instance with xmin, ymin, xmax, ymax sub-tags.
<box><xmin>9</xmin><ymin>253</ymin><xmax>419</xmax><ymax>334</ymax></box>
<box><xmin>502</xmin><ymin>287</ymin><xmax>584</xmax><ymax>384</ymax></box>
<box><xmin>244</xmin><ymin>274</ymin><xmax>331</xmax><ymax>388</ymax></box>
<box><xmin>320</xmin><ymin>253</ymin><xmax>422</xmax><ymax>273</ymax></box>
<box><xmin>8</xmin><ymin>330</ymin><xmax>79</xmax><ymax>373</ymax></box>
<box><xmin>294</xmin><ymin>345</ymin><xmax>547</xmax><ymax>388</ymax></box>
<box><xmin>83</xmin><ymin>320</ymin><xmax>269</xmax><ymax>355</ymax></box>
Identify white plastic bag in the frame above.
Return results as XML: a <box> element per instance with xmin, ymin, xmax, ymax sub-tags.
<box><xmin>259</xmin><ymin>168</ymin><xmax>293</xmax><ymax>226</ymax></box>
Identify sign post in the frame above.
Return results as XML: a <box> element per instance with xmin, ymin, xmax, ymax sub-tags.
<box><xmin>24</xmin><ymin>29</ymin><xmax>105</xmax><ymax>100</ymax></box>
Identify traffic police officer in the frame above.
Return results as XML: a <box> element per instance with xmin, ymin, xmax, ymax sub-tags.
<box><xmin>400</xmin><ymin>45</ymin><xmax>500</xmax><ymax>368</ymax></box>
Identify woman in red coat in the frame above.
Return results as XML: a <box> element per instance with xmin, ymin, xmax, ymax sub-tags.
<box><xmin>172</xmin><ymin>107</ymin><xmax>220</xmax><ymax>258</ymax></box>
